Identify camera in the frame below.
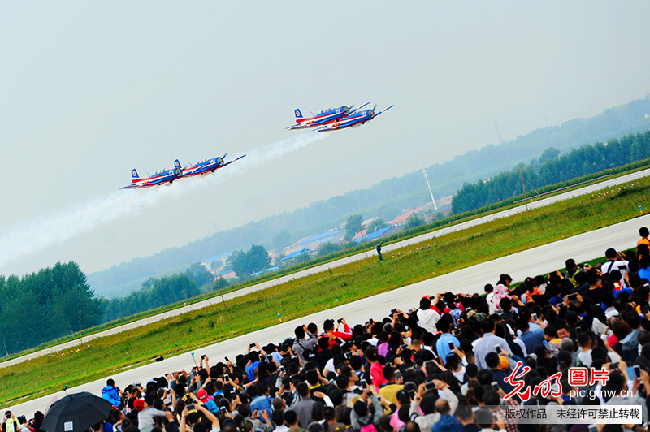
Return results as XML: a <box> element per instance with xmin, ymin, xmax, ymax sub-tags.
<box><xmin>492</xmin><ymin>382</ymin><xmax>500</xmax><ymax>391</ymax></box>
<box><xmin>635</xmin><ymin>365</ymin><xmax>641</xmax><ymax>378</ymax></box>
<box><xmin>224</xmin><ymin>374</ymin><xmax>229</xmax><ymax>379</ymax></box>
<box><xmin>425</xmin><ymin>381</ymin><xmax>436</xmax><ymax>391</ymax></box>
<box><xmin>249</xmin><ymin>343</ymin><xmax>256</xmax><ymax>348</ymax></box>
<box><xmin>448</xmin><ymin>342</ymin><xmax>454</xmax><ymax>350</ymax></box>
<box><xmin>495</xmin><ymin>346</ymin><xmax>501</xmax><ymax>354</ymax></box>
<box><xmin>395</xmin><ymin>371</ymin><xmax>402</xmax><ymax>381</ymax></box>
<box><xmin>337</xmin><ymin>318</ymin><xmax>343</xmax><ymax>323</ymax></box>
<box><xmin>201</xmin><ymin>355</ymin><xmax>205</xmax><ymax>360</ymax></box>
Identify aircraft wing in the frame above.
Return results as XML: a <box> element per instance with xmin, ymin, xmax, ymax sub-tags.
<box><xmin>287</xmin><ymin>123</ymin><xmax>310</xmax><ymax>130</ymax></box>
<box><xmin>375</xmin><ymin>104</ymin><xmax>395</xmax><ymax>116</ymax></box>
<box><xmin>222</xmin><ymin>154</ymin><xmax>247</xmax><ymax>167</ymax></box>
<box><xmin>348</xmin><ymin>102</ymin><xmax>370</xmax><ymax>115</ymax></box>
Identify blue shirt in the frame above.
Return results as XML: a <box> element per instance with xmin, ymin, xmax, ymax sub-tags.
<box><xmin>520</xmin><ymin>329</ymin><xmax>544</xmax><ymax>354</ymax></box>
<box><xmin>435</xmin><ymin>333</ymin><xmax>460</xmax><ymax>364</ymax></box>
<box><xmin>246</xmin><ymin>360</ymin><xmax>261</xmax><ymax>382</ymax></box>
<box><xmin>250</xmin><ymin>395</ymin><xmax>273</xmax><ymax>417</ymax></box>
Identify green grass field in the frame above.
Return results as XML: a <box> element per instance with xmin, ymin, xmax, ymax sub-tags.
<box><xmin>2</xmin><ymin>174</ymin><xmax>649</xmax><ymax>408</ymax></box>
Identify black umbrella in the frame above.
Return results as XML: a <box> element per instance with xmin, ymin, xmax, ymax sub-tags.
<box><xmin>42</xmin><ymin>392</ymin><xmax>112</xmax><ymax>432</ymax></box>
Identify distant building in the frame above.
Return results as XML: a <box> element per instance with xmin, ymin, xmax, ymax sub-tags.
<box><xmin>201</xmin><ymin>253</ymin><xmax>232</xmax><ymax>276</ymax></box>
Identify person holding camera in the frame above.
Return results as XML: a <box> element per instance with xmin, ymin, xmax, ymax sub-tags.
<box><xmin>349</xmin><ymin>386</ymin><xmax>383</xmax><ymax>432</ymax></box>
<box><xmin>293</xmin><ymin>325</ymin><xmax>318</xmax><ymax>365</ymax></box>
<box><xmin>408</xmin><ymin>380</ymin><xmax>458</xmax><ymax>432</ymax></box>
<box><xmin>102</xmin><ymin>378</ymin><xmax>122</xmax><ymax>408</ymax></box>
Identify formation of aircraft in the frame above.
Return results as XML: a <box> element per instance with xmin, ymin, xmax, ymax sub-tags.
<box><xmin>287</xmin><ymin>103</ymin><xmax>371</xmax><ymax>130</ymax></box>
<box><xmin>124</xmin><ymin>100</ymin><xmax>392</xmax><ymax>188</ymax></box>
<box><xmin>123</xmin><ymin>154</ymin><xmax>246</xmax><ymax>189</ymax></box>
<box><xmin>316</xmin><ymin>104</ymin><xmax>394</xmax><ymax>132</ymax></box>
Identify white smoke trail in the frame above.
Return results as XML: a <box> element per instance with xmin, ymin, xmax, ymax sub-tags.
<box><xmin>0</xmin><ymin>132</ymin><xmax>327</xmax><ymax>268</ymax></box>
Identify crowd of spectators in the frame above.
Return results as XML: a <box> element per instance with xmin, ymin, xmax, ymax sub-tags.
<box><xmin>7</xmin><ymin>227</ymin><xmax>650</xmax><ymax>432</ymax></box>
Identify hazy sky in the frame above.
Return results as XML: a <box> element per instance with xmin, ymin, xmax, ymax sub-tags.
<box><xmin>2</xmin><ymin>1</ymin><xmax>650</xmax><ymax>277</ymax></box>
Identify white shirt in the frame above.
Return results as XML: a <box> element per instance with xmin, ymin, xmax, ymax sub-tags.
<box><xmin>417</xmin><ymin>308</ymin><xmax>440</xmax><ymax>334</ymax></box>
<box><xmin>577</xmin><ymin>349</ymin><xmax>592</xmax><ymax>367</ymax></box>
<box><xmin>601</xmin><ymin>260</ymin><xmax>630</xmax><ymax>286</ymax></box>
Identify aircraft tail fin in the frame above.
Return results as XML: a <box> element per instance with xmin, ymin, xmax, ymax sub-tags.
<box><xmin>131</xmin><ymin>169</ymin><xmax>140</xmax><ymax>183</ymax></box>
<box><xmin>294</xmin><ymin>109</ymin><xmax>303</xmax><ymax>120</ymax></box>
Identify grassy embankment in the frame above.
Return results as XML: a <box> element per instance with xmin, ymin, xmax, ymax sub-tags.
<box><xmin>2</xmin><ymin>176</ymin><xmax>649</xmax><ymax>407</ymax></box>
<box><xmin>9</xmin><ymin>162</ymin><xmax>649</xmax><ymax>364</ymax></box>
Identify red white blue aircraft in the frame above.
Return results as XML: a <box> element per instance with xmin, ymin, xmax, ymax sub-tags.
<box><xmin>123</xmin><ymin>159</ymin><xmax>183</xmax><ymax>189</ymax></box>
<box><xmin>181</xmin><ymin>154</ymin><xmax>246</xmax><ymax>178</ymax></box>
<box><xmin>287</xmin><ymin>103</ymin><xmax>370</xmax><ymax>130</ymax></box>
<box><xmin>317</xmin><ymin>104</ymin><xmax>394</xmax><ymax>132</ymax></box>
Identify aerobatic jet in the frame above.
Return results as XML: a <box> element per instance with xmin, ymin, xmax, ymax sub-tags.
<box><xmin>287</xmin><ymin>103</ymin><xmax>369</xmax><ymax>130</ymax></box>
<box><xmin>123</xmin><ymin>159</ymin><xmax>183</xmax><ymax>189</ymax></box>
<box><xmin>181</xmin><ymin>154</ymin><xmax>247</xmax><ymax>178</ymax></box>
<box><xmin>317</xmin><ymin>104</ymin><xmax>394</xmax><ymax>132</ymax></box>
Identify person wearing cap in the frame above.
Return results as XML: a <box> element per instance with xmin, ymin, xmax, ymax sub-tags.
<box><xmin>195</xmin><ymin>388</ymin><xmax>219</xmax><ymax>414</ymax></box>
<box><xmin>484</xmin><ymin>352</ymin><xmax>513</xmax><ymax>394</ymax></box>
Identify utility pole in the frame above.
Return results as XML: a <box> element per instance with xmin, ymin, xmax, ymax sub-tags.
<box><xmin>520</xmin><ymin>166</ymin><xmax>527</xmax><ymax>198</ymax></box>
<box><xmin>421</xmin><ymin>162</ymin><xmax>438</xmax><ymax>212</ymax></box>
<box><xmin>494</xmin><ymin>120</ymin><xmax>505</xmax><ymax>144</ymax></box>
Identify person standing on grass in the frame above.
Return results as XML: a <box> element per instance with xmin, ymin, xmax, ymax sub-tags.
<box><xmin>376</xmin><ymin>242</ymin><xmax>384</xmax><ymax>262</ymax></box>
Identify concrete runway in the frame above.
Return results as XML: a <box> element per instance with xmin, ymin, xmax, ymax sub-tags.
<box><xmin>6</xmin><ymin>168</ymin><xmax>650</xmax><ymax>414</ymax></box>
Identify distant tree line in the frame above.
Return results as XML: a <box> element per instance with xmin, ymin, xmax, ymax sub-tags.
<box><xmin>0</xmin><ymin>261</ymin><xmax>224</xmax><ymax>355</ymax></box>
<box><xmin>0</xmin><ymin>262</ymin><xmax>101</xmax><ymax>355</ymax></box>
<box><xmin>100</xmin><ymin>264</ymin><xmax>218</xmax><ymax>322</ymax></box>
<box><xmin>452</xmin><ymin>131</ymin><xmax>650</xmax><ymax>214</ymax></box>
